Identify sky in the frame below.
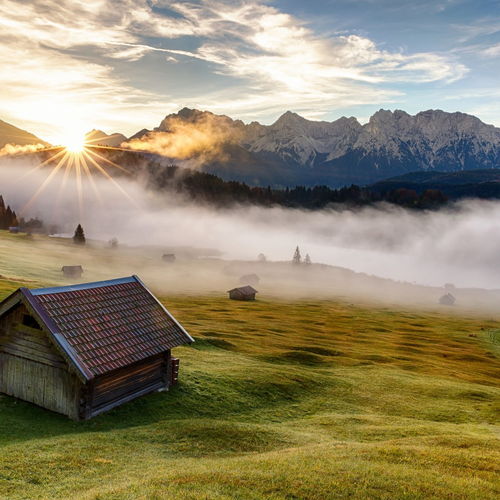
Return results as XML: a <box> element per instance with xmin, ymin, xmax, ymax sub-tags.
<box><xmin>0</xmin><ymin>0</ymin><xmax>499</xmax><ymax>142</ymax></box>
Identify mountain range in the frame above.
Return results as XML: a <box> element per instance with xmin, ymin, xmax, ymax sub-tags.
<box><xmin>1</xmin><ymin>108</ymin><xmax>499</xmax><ymax>187</ymax></box>
<box><xmin>130</xmin><ymin>107</ymin><xmax>500</xmax><ymax>186</ymax></box>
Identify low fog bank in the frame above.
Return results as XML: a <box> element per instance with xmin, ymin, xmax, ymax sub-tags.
<box><xmin>2</xmin><ymin>160</ymin><xmax>500</xmax><ymax>295</ymax></box>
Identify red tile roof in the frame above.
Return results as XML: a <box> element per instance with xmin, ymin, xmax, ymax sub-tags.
<box><xmin>17</xmin><ymin>276</ymin><xmax>192</xmax><ymax>379</ymax></box>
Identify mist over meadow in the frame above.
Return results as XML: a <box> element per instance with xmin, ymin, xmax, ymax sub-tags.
<box><xmin>1</xmin><ymin>160</ymin><xmax>500</xmax><ymax>290</ymax></box>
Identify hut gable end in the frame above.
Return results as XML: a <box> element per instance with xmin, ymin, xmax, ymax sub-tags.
<box><xmin>0</xmin><ymin>301</ymin><xmax>80</xmax><ymax>419</ymax></box>
<box><xmin>0</xmin><ymin>302</ymin><xmax>67</xmax><ymax>369</ymax></box>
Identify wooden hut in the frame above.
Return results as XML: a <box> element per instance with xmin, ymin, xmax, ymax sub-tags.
<box><xmin>227</xmin><ymin>285</ymin><xmax>258</xmax><ymax>301</ymax></box>
<box><xmin>0</xmin><ymin>276</ymin><xmax>193</xmax><ymax>420</ymax></box>
<box><xmin>162</xmin><ymin>254</ymin><xmax>176</xmax><ymax>263</ymax></box>
<box><xmin>239</xmin><ymin>273</ymin><xmax>260</xmax><ymax>286</ymax></box>
<box><xmin>439</xmin><ymin>293</ymin><xmax>456</xmax><ymax>306</ymax></box>
<box><xmin>61</xmin><ymin>265</ymin><xmax>83</xmax><ymax>278</ymax></box>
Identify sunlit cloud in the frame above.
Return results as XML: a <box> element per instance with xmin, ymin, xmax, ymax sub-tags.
<box><xmin>481</xmin><ymin>43</ymin><xmax>500</xmax><ymax>58</ymax></box>
<box><xmin>0</xmin><ymin>0</ymin><xmax>471</xmax><ymax>137</ymax></box>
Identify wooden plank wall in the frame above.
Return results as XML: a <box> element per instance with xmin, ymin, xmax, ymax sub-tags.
<box><xmin>0</xmin><ymin>353</ymin><xmax>80</xmax><ymax>419</ymax></box>
<box><xmin>90</xmin><ymin>354</ymin><xmax>168</xmax><ymax>417</ymax></box>
<box><xmin>0</xmin><ymin>304</ymin><xmax>81</xmax><ymax>419</ymax></box>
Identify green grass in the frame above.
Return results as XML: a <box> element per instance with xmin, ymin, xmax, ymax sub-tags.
<box><xmin>0</xmin><ymin>231</ymin><xmax>499</xmax><ymax>499</ymax></box>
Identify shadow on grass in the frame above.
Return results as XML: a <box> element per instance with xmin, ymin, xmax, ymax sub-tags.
<box><xmin>0</xmin><ymin>357</ymin><xmax>334</xmax><ymax>446</ymax></box>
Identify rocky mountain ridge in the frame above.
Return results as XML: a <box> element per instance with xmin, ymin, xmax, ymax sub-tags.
<box><xmin>134</xmin><ymin>107</ymin><xmax>500</xmax><ymax>186</ymax></box>
<box><xmin>2</xmin><ymin>108</ymin><xmax>499</xmax><ymax>187</ymax></box>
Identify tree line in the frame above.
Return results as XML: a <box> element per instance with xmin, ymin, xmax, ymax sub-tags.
<box><xmin>0</xmin><ymin>195</ymin><xmax>46</xmax><ymax>232</ymax></box>
<box><xmin>146</xmin><ymin>164</ymin><xmax>449</xmax><ymax>210</ymax></box>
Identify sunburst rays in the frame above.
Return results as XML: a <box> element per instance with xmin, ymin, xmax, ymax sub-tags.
<box><xmin>16</xmin><ymin>142</ymin><xmax>137</xmax><ymax>220</ymax></box>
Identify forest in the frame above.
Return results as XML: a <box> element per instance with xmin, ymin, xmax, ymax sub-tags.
<box><xmin>146</xmin><ymin>164</ymin><xmax>449</xmax><ymax>210</ymax></box>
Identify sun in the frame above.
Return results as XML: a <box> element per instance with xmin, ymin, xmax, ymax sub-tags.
<box><xmin>53</xmin><ymin>129</ymin><xmax>87</xmax><ymax>153</ymax></box>
<box><xmin>63</xmin><ymin>134</ymin><xmax>86</xmax><ymax>153</ymax></box>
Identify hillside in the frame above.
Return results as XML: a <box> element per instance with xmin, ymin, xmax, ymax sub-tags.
<box><xmin>371</xmin><ymin>169</ymin><xmax>500</xmax><ymax>199</ymax></box>
<box><xmin>0</xmin><ymin>230</ymin><xmax>499</xmax><ymax>499</ymax></box>
<box><xmin>0</xmin><ymin>119</ymin><xmax>48</xmax><ymax>148</ymax></box>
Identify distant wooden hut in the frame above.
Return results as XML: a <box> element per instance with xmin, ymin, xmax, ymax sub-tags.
<box><xmin>239</xmin><ymin>273</ymin><xmax>260</xmax><ymax>286</ymax></box>
<box><xmin>162</xmin><ymin>254</ymin><xmax>176</xmax><ymax>263</ymax></box>
<box><xmin>439</xmin><ymin>293</ymin><xmax>456</xmax><ymax>306</ymax></box>
<box><xmin>227</xmin><ymin>285</ymin><xmax>258</xmax><ymax>301</ymax></box>
<box><xmin>0</xmin><ymin>276</ymin><xmax>193</xmax><ymax>420</ymax></box>
<box><xmin>61</xmin><ymin>265</ymin><xmax>83</xmax><ymax>278</ymax></box>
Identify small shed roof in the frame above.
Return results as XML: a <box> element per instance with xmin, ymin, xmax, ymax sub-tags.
<box><xmin>0</xmin><ymin>276</ymin><xmax>193</xmax><ymax>381</ymax></box>
<box><xmin>227</xmin><ymin>285</ymin><xmax>258</xmax><ymax>295</ymax></box>
<box><xmin>61</xmin><ymin>265</ymin><xmax>83</xmax><ymax>271</ymax></box>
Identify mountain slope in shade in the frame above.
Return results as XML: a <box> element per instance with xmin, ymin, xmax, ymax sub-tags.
<box><xmin>128</xmin><ymin>108</ymin><xmax>500</xmax><ymax>187</ymax></box>
<box><xmin>0</xmin><ymin>119</ymin><xmax>49</xmax><ymax>148</ymax></box>
<box><xmin>370</xmin><ymin>169</ymin><xmax>500</xmax><ymax>199</ymax></box>
<box><xmin>85</xmin><ymin>129</ymin><xmax>127</xmax><ymax>147</ymax></box>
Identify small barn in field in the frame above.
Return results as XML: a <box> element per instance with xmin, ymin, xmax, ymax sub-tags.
<box><xmin>162</xmin><ymin>253</ymin><xmax>176</xmax><ymax>263</ymax></box>
<box><xmin>61</xmin><ymin>265</ymin><xmax>83</xmax><ymax>278</ymax></box>
<box><xmin>439</xmin><ymin>293</ymin><xmax>456</xmax><ymax>306</ymax></box>
<box><xmin>0</xmin><ymin>275</ymin><xmax>193</xmax><ymax>420</ymax></box>
<box><xmin>227</xmin><ymin>285</ymin><xmax>258</xmax><ymax>301</ymax></box>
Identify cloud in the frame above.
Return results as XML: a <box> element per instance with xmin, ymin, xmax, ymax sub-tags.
<box><xmin>0</xmin><ymin>0</ymin><xmax>180</xmax><ymax>139</ymax></box>
<box><xmin>0</xmin><ymin>143</ymin><xmax>47</xmax><ymax>157</ymax></box>
<box><xmin>481</xmin><ymin>43</ymin><xmax>500</xmax><ymax>58</ymax></box>
<box><xmin>0</xmin><ymin>0</ymin><xmax>469</xmax><ymax>136</ymax></box>
<box><xmin>159</xmin><ymin>1</ymin><xmax>467</xmax><ymax>115</ymax></box>
<box><xmin>452</xmin><ymin>18</ymin><xmax>500</xmax><ymax>43</ymax></box>
<box><xmin>125</xmin><ymin>112</ymin><xmax>243</xmax><ymax>163</ymax></box>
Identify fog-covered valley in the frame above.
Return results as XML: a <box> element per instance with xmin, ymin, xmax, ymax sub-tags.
<box><xmin>2</xmin><ymin>159</ymin><xmax>500</xmax><ymax>302</ymax></box>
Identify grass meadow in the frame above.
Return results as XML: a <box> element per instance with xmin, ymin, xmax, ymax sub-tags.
<box><xmin>0</xmin><ymin>230</ymin><xmax>499</xmax><ymax>499</ymax></box>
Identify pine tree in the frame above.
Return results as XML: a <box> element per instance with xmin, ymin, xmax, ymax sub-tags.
<box><xmin>292</xmin><ymin>246</ymin><xmax>301</xmax><ymax>265</ymax></box>
<box><xmin>304</xmin><ymin>253</ymin><xmax>312</xmax><ymax>265</ymax></box>
<box><xmin>5</xmin><ymin>206</ymin><xmax>14</xmax><ymax>228</ymax></box>
<box><xmin>0</xmin><ymin>197</ymin><xmax>5</xmax><ymax>229</ymax></box>
<box><xmin>10</xmin><ymin>209</ymin><xmax>18</xmax><ymax>228</ymax></box>
<box><xmin>73</xmin><ymin>224</ymin><xmax>86</xmax><ymax>245</ymax></box>
<box><xmin>257</xmin><ymin>253</ymin><xmax>267</xmax><ymax>262</ymax></box>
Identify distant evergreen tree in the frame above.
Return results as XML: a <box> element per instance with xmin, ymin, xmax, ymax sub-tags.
<box><xmin>0</xmin><ymin>202</ymin><xmax>17</xmax><ymax>229</ymax></box>
<box><xmin>304</xmin><ymin>253</ymin><xmax>312</xmax><ymax>265</ymax></box>
<box><xmin>292</xmin><ymin>246</ymin><xmax>301</xmax><ymax>265</ymax></box>
<box><xmin>73</xmin><ymin>224</ymin><xmax>86</xmax><ymax>245</ymax></box>
<box><xmin>257</xmin><ymin>253</ymin><xmax>267</xmax><ymax>262</ymax></box>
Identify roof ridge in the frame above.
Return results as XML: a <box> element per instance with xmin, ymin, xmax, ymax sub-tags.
<box><xmin>30</xmin><ymin>276</ymin><xmax>138</xmax><ymax>296</ymax></box>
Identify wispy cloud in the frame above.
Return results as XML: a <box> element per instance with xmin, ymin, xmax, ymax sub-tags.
<box><xmin>481</xmin><ymin>43</ymin><xmax>500</xmax><ymax>58</ymax></box>
<box><xmin>0</xmin><ymin>0</ymin><xmax>470</xmax><ymax>137</ymax></box>
<box><xmin>452</xmin><ymin>18</ymin><xmax>500</xmax><ymax>43</ymax></box>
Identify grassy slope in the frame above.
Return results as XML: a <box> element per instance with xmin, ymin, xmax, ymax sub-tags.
<box><xmin>0</xmin><ymin>233</ymin><xmax>499</xmax><ymax>499</ymax></box>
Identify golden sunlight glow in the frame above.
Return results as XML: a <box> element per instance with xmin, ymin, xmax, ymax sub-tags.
<box><xmin>18</xmin><ymin>135</ymin><xmax>137</xmax><ymax>219</ymax></box>
<box><xmin>60</xmin><ymin>133</ymin><xmax>86</xmax><ymax>153</ymax></box>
